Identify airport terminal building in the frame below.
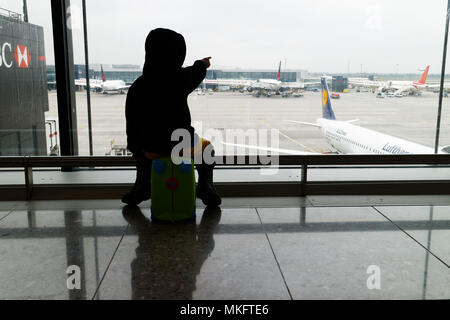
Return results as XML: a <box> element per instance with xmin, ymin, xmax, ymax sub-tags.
<box><xmin>46</xmin><ymin>65</ymin><xmax>309</xmax><ymax>86</ymax></box>
<box><xmin>47</xmin><ymin>64</ymin><xmax>143</xmax><ymax>85</ymax></box>
<box><xmin>206</xmin><ymin>68</ymin><xmax>309</xmax><ymax>83</ymax></box>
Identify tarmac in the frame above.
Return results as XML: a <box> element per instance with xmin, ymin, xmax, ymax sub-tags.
<box><xmin>46</xmin><ymin>90</ymin><xmax>450</xmax><ymax>156</ymax></box>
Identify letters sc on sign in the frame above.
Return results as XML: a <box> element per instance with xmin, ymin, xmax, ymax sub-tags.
<box><xmin>0</xmin><ymin>42</ymin><xmax>13</xmax><ymax>68</ymax></box>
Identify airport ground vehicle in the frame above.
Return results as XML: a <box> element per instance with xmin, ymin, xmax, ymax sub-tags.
<box><xmin>196</xmin><ymin>89</ymin><xmax>206</xmax><ymax>95</ymax></box>
<box><xmin>331</xmin><ymin>93</ymin><xmax>340</xmax><ymax>99</ymax></box>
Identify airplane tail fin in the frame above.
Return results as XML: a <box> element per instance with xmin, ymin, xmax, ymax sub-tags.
<box><xmin>101</xmin><ymin>65</ymin><xmax>106</xmax><ymax>82</ymax></box>
<box><xmin>277</xmin><ymin>61</ymin><xmax>281</xmax><ymax>81</ymax></box>
<box><xmin>418</xmin><ymin>66</ymin><xmax>430</xmax><ymax>85</ymax></box>
<box><xmin>321</xmin><ymin>77</ymin><xmax>336</xmax><ymax>120</ymax></box>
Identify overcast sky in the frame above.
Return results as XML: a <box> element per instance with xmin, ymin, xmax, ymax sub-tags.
<box><xmin>2</xmin><ymin>0</ymin><xmax>448</xmax><ymax>73</ymax></box>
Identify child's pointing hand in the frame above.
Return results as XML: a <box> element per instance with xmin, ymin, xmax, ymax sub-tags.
<box><xmin>202</xmin><ymin>57</ymin><xmax>212</xmax><ymax>69</ymax></box>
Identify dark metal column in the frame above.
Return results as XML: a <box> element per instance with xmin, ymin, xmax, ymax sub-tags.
<box><xmin>51</xmin><ymin>0</ymin><xmax>79</xmax><ymax>158</ymax></box>
<box><xmin>82</xmin><ymin>0</ymin><xmax>94</xmax><ymax>156</ymax></box>
<box><xmin>435</xmin><ymin>0</ymin><xmax>450</xmax><ymax>154</ymax></box>
<box><xmin>23</xmin><ymin>0</ymin><xmax>29</xmax><ymax>22</ymax></box>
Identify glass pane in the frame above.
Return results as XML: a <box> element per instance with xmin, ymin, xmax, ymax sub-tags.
<box><xmin>71</xmin><ymin>1</ymin><xmax>449</xmax><ymax>158</ymax></box>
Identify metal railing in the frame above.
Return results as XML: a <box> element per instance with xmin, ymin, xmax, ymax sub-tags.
<box><xmin>2</xmin><ymin>154</ymin><xmax>450</xmax><ymax>167</ymax></box>
<box><xmin>0</xmin><ymin>155</ymin><xmax>450</xmax><ymax>200</ymax></box>
<box><xmin>0</xmin><ymin>8</ymin><xmax>23</xmax><ymax>21</ymax></box>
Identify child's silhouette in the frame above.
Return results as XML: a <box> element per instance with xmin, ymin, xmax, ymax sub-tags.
<box><xmin>122</xmin><ymin>28</ymin><xmax>221</xmax><ymax>207</ymax></box>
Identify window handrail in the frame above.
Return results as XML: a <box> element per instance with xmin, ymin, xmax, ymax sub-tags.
<box><xmin>0</xmin><ymin>155</ymin><xmax>449</xmax><ymax>200</ymax></box>
<box><xmin>0</xmin><ymin>154</ymin><xmax>449</xmax><ymax>168</ymax></box>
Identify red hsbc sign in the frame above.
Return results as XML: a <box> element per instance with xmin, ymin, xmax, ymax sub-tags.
<box><xmin>0</xmin><ymin>43</ymin><xmax>34</xmax><ymax>69</ymax></box>
<box><xmin>14</xmin><ymin>45</ymin><xmax>31</xmax><ymax>68</ymax></box>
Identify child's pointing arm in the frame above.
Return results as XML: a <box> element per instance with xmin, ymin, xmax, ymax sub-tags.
<box><xmin>184</xmin><ymin>57</ymin><xmax>211</xmax><ymax>95</ymax></box>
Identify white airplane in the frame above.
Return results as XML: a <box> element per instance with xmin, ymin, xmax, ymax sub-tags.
<box><xmin>204</xmin><ymin>62</ymin><xmax>310</xmax><ymax>96</ymax></box>
<box><xmin>223</xmin><ymin>76</ymin><xmax>450</xmax><ymax>155</ymax></box>
<box><xmin>297</xmin><ymin>77</ymin><xmax>450</xmax><ymax>154</ymax></box>
<box><xmin>349</xmin><ymin>66</ymin><xmax>430</xmax><ymax>95</ymax></box>
<box><xmin>75</xmin><ymin>65</ymin><xmax>130</xmax><ymax>94</ymax></box>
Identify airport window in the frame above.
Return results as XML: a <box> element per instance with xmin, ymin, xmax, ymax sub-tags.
<box><xmin>46</xmin><ymin>1</ymin><xmax>448</xmax><ymax>158</ymax></box>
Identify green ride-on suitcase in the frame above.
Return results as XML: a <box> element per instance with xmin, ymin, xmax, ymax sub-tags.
<box><xmin>150</xmin><ymin>157</ymin><xmax>196</xmax><ymax>222</ymax></box>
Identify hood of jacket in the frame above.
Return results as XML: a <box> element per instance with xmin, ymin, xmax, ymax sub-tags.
<box><xmin>143</xmin><ymin>28</ymin><xmax>186</xmax><ymax>77</ymax></box>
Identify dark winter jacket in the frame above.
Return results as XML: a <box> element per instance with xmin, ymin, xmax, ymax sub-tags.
<box><xmin>125</xmin><ymin>28</ymin><xmax>207</xmax><ymax>155</ymax></box>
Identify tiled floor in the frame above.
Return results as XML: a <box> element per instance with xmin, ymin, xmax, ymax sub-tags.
<box><xmin>0</xmin><ymin>197</ymin><xmax>449</xmax><ymax>300</ymax></box>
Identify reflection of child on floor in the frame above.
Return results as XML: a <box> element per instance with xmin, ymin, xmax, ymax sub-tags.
<box><xmin>122</xmin><ymin>205</ymin><xmax>222</xmax><ymax>299</ymax></box>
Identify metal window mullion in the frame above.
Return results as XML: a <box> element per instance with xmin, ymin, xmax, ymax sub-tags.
<box><xmin>51</xmin><ymin>0</ymin><xmax>79</xmax><ymax>162</ymax></box>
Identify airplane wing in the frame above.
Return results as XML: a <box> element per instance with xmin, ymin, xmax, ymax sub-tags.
<box><xmin>91</xmin><ymin>79</ymin><xmax>103</xmax><ymax>86</ymax></box>
<box><xmin>75</xmin><ymin>79</ymin><xmax>103</xmax><ymax>89</ymax></box>
<box><xmin>425</xmin><ymin>83</ymin><xmax>450</xmax><ymax>89</ymax></box>
<box><xmin>251</xmin><ymin>81</ymin><xmax>280</xmax><ymax>90</ymax></box>
<box><xmin>204</xmin><ymin>79</ymin><xmax>254</xmax><ymax>87</ymax></box>
<box><xmin>90</xmin><ymin>81</ymin><xmax>103</xmax><ymax>89</ymax></box>
<box><xmin>348</xmin><ymin>79</ymin><xmax>382</xmax><ymax>88</ymax></box>
<box><xmin>221</xmin><ymin>142</ymin><xmax>319</xmax><ymax>155</ymax></box>
<box><xmin>74</xmin><ymin>79</ymin><xmax>86</xmax><ymax>86</ymax></box>
<box><xmin>284</xmin><ymin>120</ymin><xmax>321</xmax><ymax>128</ymax></box>
<box><xmin>302</xmin><ymin>81</ymin><xmax>322</xmax><ymax>88</ymax></box>
<box><xmin>391</xmin><ymin>85</ymin><xmax>411</xmax><ymax>93</ymax></box>
<box><xmin>280</xmin><ymin>82</ymin><xmax>305</xmax><ymax>89</ymax></box>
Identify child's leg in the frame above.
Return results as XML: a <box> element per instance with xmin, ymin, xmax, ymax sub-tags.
<box><xmin>192</xmin><ymin>136</ymin><xmax>222</xmax><ymax>207</ymax></box>
<box><xmin>135</xmin><ymin>155</ymin><xmax>153</xmax><ymax>193</ymax></box>
<box><xmin>122</xmin><ymin>154</ymin><xmax>152</xmax><ymax>205</ymax></box>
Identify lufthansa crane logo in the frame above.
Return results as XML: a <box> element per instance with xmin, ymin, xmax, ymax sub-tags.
<box><xmin>14</xmin><ymin>45</ymin><xmax>31</xmax><ymax>68</ymax></box>
<box><xmin>322</xmin><ymin>89</ymin><xmax>328</xmax><ymax>108</ymax></box>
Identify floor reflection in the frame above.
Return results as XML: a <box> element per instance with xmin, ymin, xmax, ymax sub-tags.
<box><xmin>1</xmin><ymin>204</ymin><xmax>448</xmax><ymax>299</ymax></box>
<box><xmin>122</xmin><ymin>206</ymin><xmax>222</xmax><ymax>300</ymax></box>
<box><xmin>422</xmin><ymin>206</ymin><xmax>434</xmax><ymax>300</ymax></box>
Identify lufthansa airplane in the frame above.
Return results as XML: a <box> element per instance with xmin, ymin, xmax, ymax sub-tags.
<box><xmin>223</xmin><ymin>77</ymin><xmax>450</xmax><ymax>155</ymax></box>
